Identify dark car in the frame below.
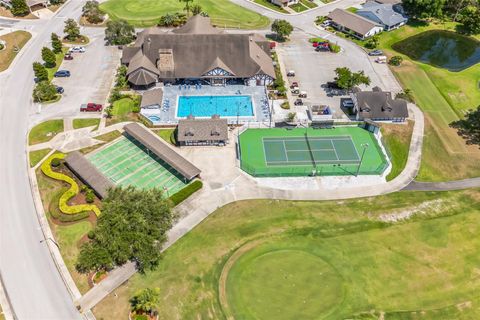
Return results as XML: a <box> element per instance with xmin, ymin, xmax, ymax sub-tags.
<box><xmin>54</xmin><ymin>70</ymin><xmax>70</xmax><ymax>77</ymax></box>
<box><xmin>80</xmin><ymin>103</ymin><xmax>103</xmax><ymax>112</ymax></box>
<box><xmin>294</xmin><ymin>99</ymin><xmax>303</xmax><ymax>106</ymax></box>
<box><xmin>64</xmin><ymin>54</ymin><xmax>73</xmax><ymax>60</ymax></box>
<box><xmin>55</xmin><ymin>86</ymin><xmax>64</xmax><ymax>94</ymax></box>
<box><xmin>368</xmin><ymin>50</ymin><xmax>384</xmax><ymax>56</ymax></box>
<box><xmin>325</xmin><ymin>81</ymin><xmax>341</xmax><ymax>89</ymax></box>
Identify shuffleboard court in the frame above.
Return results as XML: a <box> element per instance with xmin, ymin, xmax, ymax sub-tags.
<box><xmin>239</xmin><ymin>127</ymin><xmax>389</xmax><ymax>177</ymax></box>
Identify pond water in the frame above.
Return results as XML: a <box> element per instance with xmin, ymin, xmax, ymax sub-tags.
<box><xmin>392</xmin><ymin>30</ymin><xmax>480</xmax><ymax>72</ymax></box>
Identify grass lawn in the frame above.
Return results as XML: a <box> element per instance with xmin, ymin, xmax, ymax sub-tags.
<box><xmin>346</xmin><ymin>6</ymin><xmax>358</xmax><ymax>13</ymax></box>
<box><xmin>300</xmin><ymin>0</ymin><xmax>317</xmax><ymax>9</ymax></box>
<box><xmin>381</xmin><ymin>121</ymin><xmax>413</xmax><ymax>181</ymax></box>
<box><xmin>253</xmin><ymin>0</ymin><xmax>289</xmax><ymax>13</ymax></box>
<box><xmin>93</xmin><ymin>189</ymin><xmax>480</xmax><ymax>319</ymax></box>
<box><xmin>73</xmin><ymin>118</ymin><xmax>100</xmax><ymax>130</ymax></box>
<box><xmin>29</xmin><ymin>148</ymin><xmax>52</xmax><ymax>167</ymax></box>
<box><xmin>155</xmin><ymin>128</ymin><xmax>176</xmax><ymax>145</ymax></box>
<box><xmin>99</xmin><ymin>0</ymin><xmax>270</xmax><ymax>28</ymax></box>
<box><xmin>375</xmin><ymin>21</ymin><xmax>480</xmax><ymax>181</ymax></box>
<box><xmin>290</xmin><ymin>2</ymin><xmax>308</xmax><ymax>12</ymax></box>
<box><xmin>29</xmin><ymin>120</ymin><xmax>64</xmax><ymax>145</ymax></box>
<box><xmin>0</xmin><ymin>31</ymin><xmax>32</xmax><ymax>72</ymax></box>
<box><xmin>107</xmin><ymin>97</ymin><xmax>139</xmax><ymax>125</ymax></box>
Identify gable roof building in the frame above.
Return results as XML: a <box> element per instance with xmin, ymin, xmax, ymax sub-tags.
<box><xmin>177</xmin><ymin>116</ymin><xmax>228</xmax><ymax>146</ymax></box>
<box><xmin>350</xmin><ymin>87</ymin><xmax>408</xmax><ymax>122</ymax></box>
<box><xmin>122</xmin><ymin>16</ymin><xmax>275</xmax><ymax>88</ymax></box>
<box><xmin>327</xmin><ymin>9</ymin><xmax>383</xmax><ymax>39</ymax></box>
<box><xmin>357</xmin><ymin>1</ymin><xmax>408</xmax><ymax>31</ymax></box>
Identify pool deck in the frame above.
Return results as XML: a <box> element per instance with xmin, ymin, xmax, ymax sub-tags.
<box><xmin>141</xmin><ymin>85</ymin><xmax>271</xmax><ymax>125</ymax></box>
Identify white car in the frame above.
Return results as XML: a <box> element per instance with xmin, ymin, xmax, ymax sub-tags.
<box><xmin>69</xmin><ymin>46</ymin><xmax>85</xmax><ymax>53</ymax></box>
<box><xmin>342</xmin><ymin>100</ymin><xmax>354</xmax><ymax>108</ymax></box>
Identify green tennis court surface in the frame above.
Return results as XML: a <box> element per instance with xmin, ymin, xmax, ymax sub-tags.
<box><xmin>87</xmin><ymin>136</ymin><xmax>187</xmax><ymax>194</ymax></box>
<box><xmin>239</xmin><ymin>127</ymin><xmax>388</xmax><ymax>177</ymax></box>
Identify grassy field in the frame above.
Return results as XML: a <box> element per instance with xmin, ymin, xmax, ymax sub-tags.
<box><xmin>73</xmin><ymin>118</ymin><xmax>100</xmax><ymax>130</ymax></box>
<box><xmin>155</xmin><ymin>128</ymin><xmax>176</xmax><ymax>145</ymax></box>
<box><xmin>106</xmin><ymin>97</ymin><xmax>139</xmax><ymax>125</ymax></box>
<box><xmin>99</xmin><ymin>0</ymin><xmax>270</xmax><ymax>28</ymax></box>
<box><xmin>381</xmin><ymin>121</ymin><xmax>413</xmax><ymax>181</ymax></box>
<box><xmin>93</xmin><ymin>189</ymin><xmax>480</xmax><ymax>319</ymax></box>
<box><xmin>29</xmin><ymin>120</ymin><xmax>64</xmax><ymax>145</ymax></box>
<box><xmin>0</xmin><ymin>31</ymin><xmax>32</xmax><ymax>72</ymax></box>
<box><xmin>376</xmin><ymin>21</ymin><xmax>480</xmax><ymax>181</ymax></box>
<box><xmin>29</xmin><ymin>148</ymin><xmax>52</xmax><ymax>167</ymax></box>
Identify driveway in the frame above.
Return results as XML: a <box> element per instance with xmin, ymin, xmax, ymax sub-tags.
<box><xmin>29</xmin><ymin>27</ymin><xmax>120</xmax><ymax>127</ymax></box>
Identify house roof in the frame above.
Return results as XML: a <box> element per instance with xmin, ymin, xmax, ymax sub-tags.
<box><xmin>27</xmin><ymin>0</ymin><xmax>47</xmax><ymax>7</ymax></box>
<box><xmin>123</xmin><ymin>16</ymin><xmax>275</xmax><ymax>86</ymax></box>
<box><xmin>177</xmin><ymin>117</ymin><xmax>228</xmax><ymax>143</ymax></box>
<box><xmin>327</xmin><ymin>9</ymin><xmax>381</xmax><ymax>36</ymax></box>
<box><xmin>352</xmin><ymin>89</ymin><xmax>408</xmax><ymax>119</ymax></box>
<box><xmin>141</xmin><ymin>89</ymin><xmax>163</xmax><ymax>108</ymax></box>
<box><xmin>123</xmin><ymin>123</ymin><xmax>201</xmax><ymax>180</ymax></box>
<box><xmin>358</xmin><ymin>2</ymin><xmax>408</xmax><ymax>27</ymax></box>
<box><xmin>374</xmin><ymin>0</ymin><xmax>402</xmax><ymax>4</ymax></box>
<box><xmin>65</xmin><ymin>152</ymin><xmax>115</xmax><ymax>199</ymax></box>
<box><xmin>127</xmin><ymin>69</ymin><xmax>158</xmax><ymax>86</ymax></box>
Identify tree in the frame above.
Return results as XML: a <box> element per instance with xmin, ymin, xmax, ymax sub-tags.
<box><xmin>334</xmin><ymin>67</ymin><xmax>371</xmax><ymax>91</ymax></box>
<box><xmin>365</xmin><ymin>35</ymin><xmax>379</xmax><ymax>49</ymax></box>
<box><xmin>402</xmin><ymin>0</ymin><xmax>447</xmax><ymax>19</ymax></box>
<box><xmin>51</xmin><ymin>33</ymin><xmax>63</xmax><ymax>54</ymax></box>
<box><xmin>450</xmin><ymin>106</ymin><xmax>480</xmax><ymax>146</ymax></box>
<box><xmin>115</xmin><ymin>65</ymin><xmax>128</xmax><ymax>89</ymax></box>
<box><xmin>158</xmin><ymin>13</ymin><xmax>177</xmax><ymax>27</ymax></box>
<box><xmin>191</xmin><ymin>4</ymin><xmax>202</xmax><ymax>15</ymax></box>
<box><xmin>33</xmin><ymin>82</ymin><xmax>57</xmax><ymax>102</ymax></box>
<box><xmin>32</xmin><ymin>62</ymin><xmax>48</xmax><ymax>82</ymax></box>
<box><xmin>458</xmin><ymin>5</ymin><xmax>480</xmax><ymax>34</ymax></box>
<box><xmin>64</xmin><ymin>18</ymin><xmax>80</xmax><ymax>41</ymax></box>
<box><xmin>41</xmin><ymin>47</ymin><xmax>56</xmax><ymax>68</ymax></box>
<box><xmin>104</xmin><ymin>20</ymin><xmax>135</xmax><ymax>45</ymax></box>
<box><xmin>82</xmin><ymin>0</ymin><xmax>104</xmax><ymax>24</ymax></box>
<box><xmin>10</xmin><ymin>0</ymin><xmax>29</xmax><ymax>16</ymax></box>
<box><xmin>49</xmin><ymin>0</ymin><xmax>64</xmax><ymax>5</ymax></box>
<box><xmin>75</xmin><ymin>186</ymin><xmax>174</xmax><ymax>274</ymax></box>
<box><xmin>389</xmin><ymin>55</ymin><xmax>404</xmax><ymax>66</ymax></box>
<box><xmin>179</xmin><ymin>0</ymin><xmax>194</xmax><ymax>15</ymax></box>
<box><xmin>130</xmin><ymin>288</ymin><xmax>160</xmax><ymax>315</ymax></box>
<box><xmin>271</xmin><ymin>19</ymin><xmax>293</xmax><ymax>40</ymax></box>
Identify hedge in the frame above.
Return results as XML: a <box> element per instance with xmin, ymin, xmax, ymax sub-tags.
<box><xmin>41</xmin><ymin>153</ymin><xmax>101</xmax><ymax>216</ymax></box>
<box><xmin>169</xmin><ymin>180</ymin><xmax>203</xmax><ymax>206</ymax></box>
<box><xmin>48</xmin><ymin>189</ymin><xmax>90</xmax><ymax>222</ymax></box>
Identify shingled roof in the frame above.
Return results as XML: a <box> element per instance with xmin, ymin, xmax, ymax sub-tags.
<box><xmin>141</xmin><ymin>89</ymin><xmax>163</xmax><ymax>108</ymax></box>
<box><xmin>124</xmin><ymin>123</ymin><xmax>201</xmax><ymax>180</ymax></box>
<box><xmin>352</xmin><ymin>89</ymin><xmax>408</xmax><ymax>120</ymax></box>
<box><xmin>328</xmin><ymin>9</ymin><xmax>381</xmax><ymax>36</ymax></box>
<box><xmin>123</xmin><ymin>16</ymin><xmax>275</xmax><ymax>86</ymax></box>
<box><xmin>65</xmin><ymin>152</ymin><xmax>115</xmax><ymax>199</ymax></box>
<box><xmin>177</xmin><ymin>117</ymin><xmax>228</xmax><ymax>143</ymax></box>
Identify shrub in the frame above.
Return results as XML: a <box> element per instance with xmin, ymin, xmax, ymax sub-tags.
<box><xmin>41</xmin><ymin>47</ymin><xmax>56</xmax><ymax>68</ymax></box>
<box><xmin>11</xmin><ymin>0</ymin><xmax>29</xmax><ymax>16</ymax></box>
<box><xmin>33</xmin><ymin>82</ymin><xmax>57</xmax><ymax>103</ymax></box>
<box><xmin>329</xmin><ymin>43</ymin><xmax>341</xmax><ymax>53</ymax></box>
<box><xmin>51</xmin><ymin>157</ymin><xmax>61</xmax><ymax>167</ymax></box>
<box><xmin>365</xmin><ymin>35</ymin><xmax>379</xmax><ymax>49</ymax></box>
<box><xmin>281</xmin><ymin>101</ymin><xmax>290</xmax><ymax>109</ymax></box>
<box><xmin>64</xmin><ymin>19</ymin><xmax>81</xmax><ymax>41</ymax></box>
<box><xmin>87</xmin><ymin>230</ymin><xmax>96</xmax><ymax>239</ymax></box>
<box><xmin>48</xmin><ymin>189</ymin><xmax>90</xmax><ymax>222</ymax></box>
<box><xmin>389</xmin><ymin>55</ymin><xmax>404</xmax><ymax>66</ymax></box>
<box><xmin>85</xmin><ymin>188</ymin><xmax>95</xmax><ymax>203</ymax></box>
<box><xmin>0</xmin><ymin>43</ymin><xmax>4</xmax><ymax>50</ymax></box>
<box><xmin>81</xmin><ymin>185</ymin><xmax>88</xmax><ymax>193</ymax></box>
<box><xmin>169</xmin><ymin>180</ymin><xmax>203</xmax><ymax>206</ymax></box>
<box><xmin>41</xmin><ymin>153</ymin><xmax>101</xmax><ymax>216</ymax></box>
<box><xmin>108</xmin><ymin>88</ymin><xmax>124</xmax><ymax>103</ymax></box>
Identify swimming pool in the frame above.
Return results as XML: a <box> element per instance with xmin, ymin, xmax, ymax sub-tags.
<box><xmin>177</xmin><ymin>95</ymin><xmax>254</xmax><ymax>118</ymax></box>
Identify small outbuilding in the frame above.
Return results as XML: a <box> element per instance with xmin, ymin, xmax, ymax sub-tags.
<box><xmin>177</xmin><ymin>116</ymin><xmax>228</xmax><ymax>146</ymax></box>
<box><xmin>350</xmin><ymin>88</ymin><xmax>408</xmax><ymax>122</ymax></box>
<box><xmin>140</xmin><ymin>88</ymin><xmax>163</xmax><ymax>110</ymax></box>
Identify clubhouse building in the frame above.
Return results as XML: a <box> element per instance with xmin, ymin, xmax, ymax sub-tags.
<box><xmin>122</xmin><ymin>15</ymin><xmax>276</xmax><ymax>89</ymax></box>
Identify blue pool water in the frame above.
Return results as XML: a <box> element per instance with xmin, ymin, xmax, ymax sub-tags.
<box><xmin>148</xmin><ymin>115</ymin><xmax>161</xmax><ymax>122</ymax></box>
<box><xmin>177</xmin><ymin>95</ymin><xmax>254</xmax><ymax>118</ymax></box>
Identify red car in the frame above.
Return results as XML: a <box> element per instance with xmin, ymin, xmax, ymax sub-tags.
<box><xmin>64</xmin><ymin>54</ymin><xmax>73</xmax><ymax>60</ymax></box>
<box><xmin>312</xmin><ymin>42</ymin><xmax>319</xmax><ymax>47</ymax></box>
<box><xmin>290</xmin><ymin>81</ymin><xmax>299</xmax><ymax>89</ymax></box>
<box><xmin>80</xmin><ymin>103</ymin><xmax>103</xmax><ymax>112</ymax></box>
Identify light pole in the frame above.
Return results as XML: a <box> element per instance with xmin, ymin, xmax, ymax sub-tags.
<box><xmin>355</xmin><ymin>143</ymin><xmax>369</xmax><ymax>177</ymax></box>
<box><xmin>163</xmin><ymin>186</ymin><xmax>169</xmax><ymax>197</ymax></box>
<box><xmin>40</xmin><ymin>237</ymin><xmax>59</xmax><ymax>249</ymax></box>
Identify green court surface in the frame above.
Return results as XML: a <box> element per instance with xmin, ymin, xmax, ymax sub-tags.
<box><xmin>87</xmin><ymin>136</ymin><xmax>187</xmax><ymax>194</ymax></box>
<box><xmin>239</xmin><ymin>127</ymin><xmax>388</xmax><ymax>177</ymax></box>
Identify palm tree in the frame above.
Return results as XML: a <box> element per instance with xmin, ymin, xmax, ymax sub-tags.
<box><xmin>130</xmin><ymin>288</ymin><xmax>160</xmax><ymax>315</ymax></box>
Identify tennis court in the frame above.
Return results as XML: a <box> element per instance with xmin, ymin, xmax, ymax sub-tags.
<box><xmin>239</xmin><ymin>127</ymin><xmax>389</xmax><ymax>177</ymax></box>
<box><xmin>87</xmin><ymin>136</ymin><xmax>188</xmax><ymax>195</ymax></box>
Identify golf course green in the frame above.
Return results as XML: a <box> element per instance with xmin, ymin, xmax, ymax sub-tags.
<box><xmin>99</xmin><ymin>0</ymin><xmax>270</xmax><ymax>28</ymax></box>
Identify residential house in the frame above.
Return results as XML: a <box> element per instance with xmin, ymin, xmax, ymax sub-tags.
<box><xmin>270</xmin><ymin>0</ymin><xmax>299</xmax><ymax>7</ymax></box>
<box><xmin>350</xmin><ymin>87</ymin><xmax>408</xmax><ymax>122</ymax></box>
<box><xmin>327</xmin><ymin>9</ymin><xmax>383</xmax><ymax>40</ymax></box>
<box><xmin>357</xmin><ymin>1</ymin><xmax>408</xmax><ymax>31</ymax></box>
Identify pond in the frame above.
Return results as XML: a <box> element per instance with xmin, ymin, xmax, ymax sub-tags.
<box><xmin>392</xmin><ymin>30</ymin><xmax>480</xmax><ymax>72</ymax></box>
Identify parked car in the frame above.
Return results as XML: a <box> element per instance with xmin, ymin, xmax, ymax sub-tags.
<box><xmin>80</xmin><ymin>103</ymin><xmax>102</xmax><ymax>112</ymax></box>
<box><xmin>287</xmin><ymin>70</ymin><xmax>295</xmax><ymax>77</ymax></box>
<box><xmin>69</xmin><ymin>46</ymin><xmax>85</xmax><ymax>53</ymax></box>
<box><xmin>321</xmin><ymin>20</ymin><xmax>331</xmax><ymax>28</ymax></box>
<box><xmin>55</xmin><ymin>86</ymin><xmax>64</xmax><ymax>94</ymax></box>
<box><xmin>54</xmin><ymin>70</ymin><xmax>70</xmax><ymax>77</ymax></box>
<box><xmin>290</xmin><ymin>81</ymin><xmax>299</xmax><ymax>89</ymax></box>
<box><xmin>375</xmin><ymin>56</ymin><xmax>387</xmax><ymax>64</ymax></box>
<box><xmin>342</xmin><ymin>99</ymin><xmax>354</xmax><ymax>108</ymax></box>
<box><xmin>312</xmin><ymin>42</ymin><xmax>318</xmax><ymax>47</ymax></box>
<box><xmin>299</xmin><ymin>91</ymin><xmax>307</xmax><ymax>98</ymax></box>
<box><xmin>368</xmin><ymin>50</ymin><xmax>383</xmax><ymax>56</ymax></box>
<box><xmin>291</xmin><ymin>87</ymin><xmax>300</xmax><ymax>95</ymax></box>
<box><xmin>294</xmin><ymin>99</ymin><xmax>303</xmax><ymax>106</ymax></box>
<box><xmin>64</xmin><ymin>54</ymin><xmax>73</xmax><ymax>60</ymax></box>
<box><xmin>325</xmin><ymin>81</ymin><xmax>341</xmax><ymax>89</ymax></box>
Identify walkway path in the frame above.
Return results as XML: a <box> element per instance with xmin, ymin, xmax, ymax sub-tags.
<box><xmin>404</xmin><ymin>178</ymin><xmax>480</xmax><ymax>191</ymax></box>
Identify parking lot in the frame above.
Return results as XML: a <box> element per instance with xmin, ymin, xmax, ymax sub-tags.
<box><xmin>279</xmin><ymin>32</ymin><xmax>390</xmax><ymax>120</ymax></box>
<box><xmin>29</xmin><ymin>27</ymin><xmax>121</xmax><ymax>126</ymax></box>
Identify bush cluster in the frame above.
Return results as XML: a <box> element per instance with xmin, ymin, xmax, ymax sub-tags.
<box><xmin>41</xmin><ymin>153</ymin><xmax>101</xmax><ymax>216</ymax></box>
<box><xmin>169</xmin><ymin>180</ymin><xmax>203</xmax><ymax>206</ymax></box>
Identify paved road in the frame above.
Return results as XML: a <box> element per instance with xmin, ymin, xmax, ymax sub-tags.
<box><xmin>404</xmin><ymin>178</ymin><xmax>480</xmax><ymax>191</ymax></box>
<box><xmin>0</xmin><ymin>1</ymin><xmax>85</xmax><ymax>319</ymax></box>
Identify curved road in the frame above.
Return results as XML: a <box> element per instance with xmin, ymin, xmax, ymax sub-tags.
<box><xmin>0</xmin><ymin>1</ymin><xmax>84</xmax><ymax>319</ymax></box>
